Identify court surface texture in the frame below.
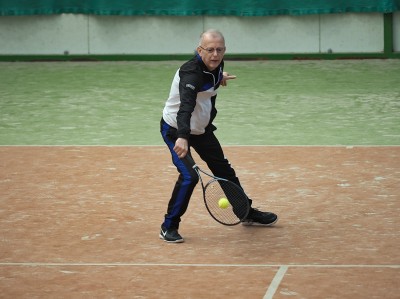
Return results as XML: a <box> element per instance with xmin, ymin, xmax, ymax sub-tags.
<box><xmin>1</xmin><ymin>60</ymin><xmax>399</xmax><ymax>298</ymax></box>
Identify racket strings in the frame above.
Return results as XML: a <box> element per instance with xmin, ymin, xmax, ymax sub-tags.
<box><xmin>205</xmin><ymin>179</ymin><xmax>249</xmax><ymax>225</ymax></box>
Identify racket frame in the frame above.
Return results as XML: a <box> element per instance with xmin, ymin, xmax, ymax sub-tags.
<box><xmin>193</xmin><ymin>165</ymin><xmax>250</xmax><ymax>226</ymax></box>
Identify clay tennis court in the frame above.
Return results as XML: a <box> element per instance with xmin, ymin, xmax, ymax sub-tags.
<box><xmin>1</xmin><ymin>145</ymin><xmax>398</xmax><ymax>298</ymax></box>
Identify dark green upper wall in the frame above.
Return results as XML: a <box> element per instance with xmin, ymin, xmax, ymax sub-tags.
<box><xmin>1</xmin><ymin>0</ymin><xmax>399</xmax><ymax>16</ymax></box>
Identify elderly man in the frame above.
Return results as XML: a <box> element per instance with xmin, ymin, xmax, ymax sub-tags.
<box><xmin>160</xmin><ymin>29</ymin><xmax>278</xmax><ymax>243</ymax></box>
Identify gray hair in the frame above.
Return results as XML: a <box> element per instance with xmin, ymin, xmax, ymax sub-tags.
<box><xmin>199</xmin><ymin>29</ymin><xmax>225</xmax><ymax>46</ymax></box>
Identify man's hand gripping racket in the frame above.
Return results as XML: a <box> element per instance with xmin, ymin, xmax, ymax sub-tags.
<box><xmin>185</xmin><ymin>155</ymin><xmax>250</xmax><ymax>226</ymax></box>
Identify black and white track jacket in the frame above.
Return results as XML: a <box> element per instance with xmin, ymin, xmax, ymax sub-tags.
<box><xmin>162</xmin><ymin>54</ymin><xmax>224</xmax><ymax>139</ymax></box>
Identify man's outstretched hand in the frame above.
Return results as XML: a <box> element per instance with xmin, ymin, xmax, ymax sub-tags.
<box><xmin>221</xmin><ymin>72</ymin><xmax>236</xmax><ymax>86</ymax></box>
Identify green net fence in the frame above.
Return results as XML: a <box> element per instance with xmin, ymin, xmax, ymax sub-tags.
<box><xmin>1</xmin><ymin>0</ymin><xmax>399</xmax><ymax>16</ymax></box>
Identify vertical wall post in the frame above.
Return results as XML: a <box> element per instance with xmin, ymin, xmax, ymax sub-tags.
<box><xmin>383</xmin><ymin>13</ymin><xmax>393</xmax><ymax>57</ymax></box>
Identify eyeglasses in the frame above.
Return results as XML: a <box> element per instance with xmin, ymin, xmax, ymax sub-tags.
<box><xmin>199</xmin><ymin>46</ymin><xmax>226</xmax><ymax>54</ymax></box>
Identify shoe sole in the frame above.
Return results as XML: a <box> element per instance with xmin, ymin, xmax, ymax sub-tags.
<box><xmin>159</xmin><ymin>233</ymin><xmax>184</xmax><ymax>243</ymax></box>
<box><xmin>241</xmin><ymin>217</ymin><xmax>278</xmax><ymax>227</ymax></box>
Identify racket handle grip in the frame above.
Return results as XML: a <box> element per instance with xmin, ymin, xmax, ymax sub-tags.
<box><xmin>182</xmin><ymin>154</ymin><xmax>197</xmax><ymax>168</ymax></box>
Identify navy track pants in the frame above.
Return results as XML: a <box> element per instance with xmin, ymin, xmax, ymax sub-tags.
<box><xmin>160</xmin><ymin>119</ymin><xmax>251</xmax><ymax>229</ymax></box>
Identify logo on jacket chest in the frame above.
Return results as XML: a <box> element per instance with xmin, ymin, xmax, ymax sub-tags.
<box><xmin>186</xmin><ymin>83</ymin><xmax>196</xmax><ymax>90</ymax></box>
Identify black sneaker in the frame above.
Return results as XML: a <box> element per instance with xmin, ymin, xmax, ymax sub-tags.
<box><xmin>242</xmin><ymin>208</ymin><xmax>278</xmax><ymax>226</ymax></box>
<box><xmin>159</xmin><ymin>225</ymin><xmax>184</xmax><ymax>243</ymax></box>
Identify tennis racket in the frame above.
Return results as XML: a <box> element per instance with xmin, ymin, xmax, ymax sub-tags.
<box><xmin>191</xmin><ymin>162</ymin><xmax>250</xmax><ymax>226</ymax></box>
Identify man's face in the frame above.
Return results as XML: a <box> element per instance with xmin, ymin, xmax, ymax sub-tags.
<box><xmin>197</xmin><ymin>35</ymin><xmax>226</xmax><ymax>71</ymax></box>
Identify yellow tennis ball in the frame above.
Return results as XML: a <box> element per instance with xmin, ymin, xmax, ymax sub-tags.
<box><xmin>218</xmin><ymin>197</ymin><xmax>229</xmax><ymax>209</ymax></box>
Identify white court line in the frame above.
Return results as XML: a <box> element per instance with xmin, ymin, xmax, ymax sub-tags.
<box><xmin>0</xmin><ymin>262</ymin><xmax>399</xmax><ymax>268</ymax></box>
<box><xmin>264</xmin><ymin>265</ymin><xmax>288</xmax><ymax>299</ymax></box>
<box><xmin>1</xmin><ymin>145</ymin><xmax>399</xmax><ymax>147</ymax></box>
